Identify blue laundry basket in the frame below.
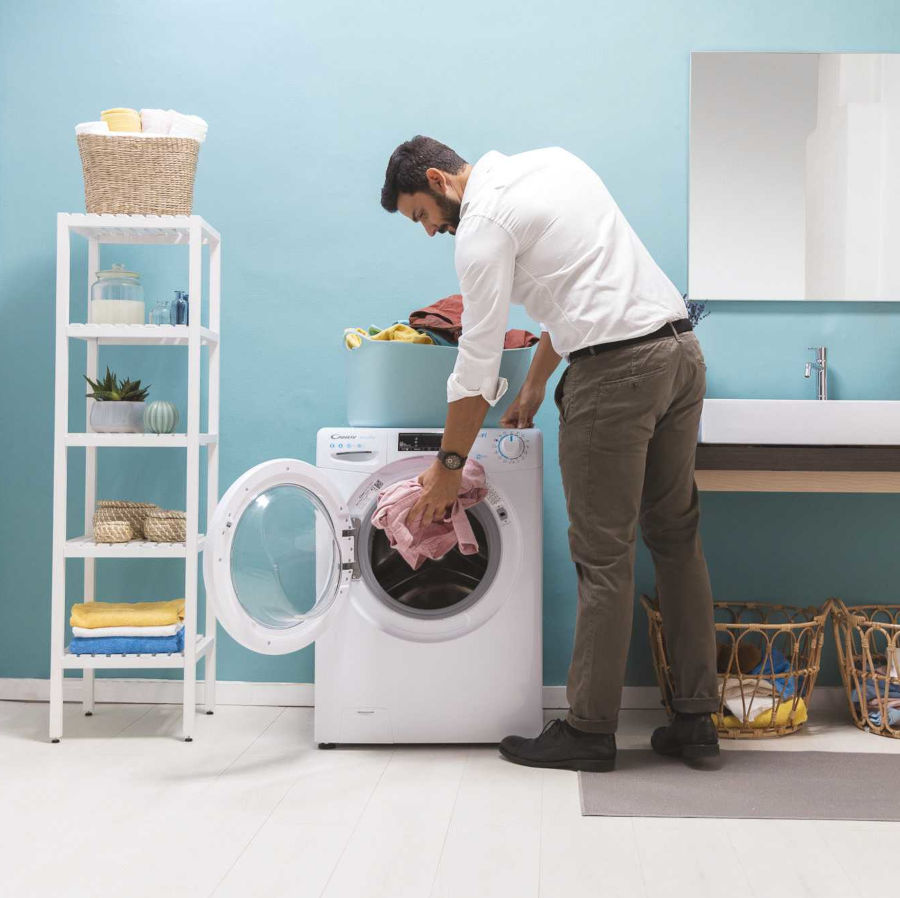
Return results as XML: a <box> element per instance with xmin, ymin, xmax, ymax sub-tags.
<box><xmin>345</xmin><ymin>340</ymin><xmax>534</xmax><ymax>428</ymax></box>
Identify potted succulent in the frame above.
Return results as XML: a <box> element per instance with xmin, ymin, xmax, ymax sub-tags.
<box><xmin>84</xmin><ymin>367</ymin><xmax>150</xmax><ymax>433</ymax></box>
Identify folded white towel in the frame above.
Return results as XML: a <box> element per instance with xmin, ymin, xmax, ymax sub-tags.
<box><xmin>140</xmin><ymin>107</ymin><xmax>173</xmax><ymax>135</ymax></box>
<box><xmin>71</xmin><ymin>624</ymin><xmax>183</xmax><ymax>638</ymax></box>
<box><xmin>75</xmin><ymin>121</ymin><xmax>110</xmax><ymax>136</ymax></box>
<box><xmin>168</xmin><ymin>110</ymin><xmax>207</xmax><ymax>142</ymax></box>
<box><xmin>78</xmin><ymin>110</ymin><xmax>205</xmax><ymax>142</ymax></box>
<box><xmin>77</xmin><ymin>131</ymin><xmax>192</xmax><ymax>141</ymax></box>
<box><xmin>721</xmin><ymin>677</ymin><xmax>780</xmax><ymax>721</ymax></box>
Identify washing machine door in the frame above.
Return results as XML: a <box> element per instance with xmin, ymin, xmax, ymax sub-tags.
<box><xmin>203</xmin><ymin>458</ymin><xmax>354</xmax><ymax>654</ymax></box>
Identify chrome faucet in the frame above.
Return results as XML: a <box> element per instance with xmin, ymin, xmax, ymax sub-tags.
<box><xmin>804</xmin><ymin>346</ymin><xmax>828</xmax><ymax>400</ymax></box>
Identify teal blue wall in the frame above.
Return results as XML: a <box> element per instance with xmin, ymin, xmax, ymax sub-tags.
<box><xmin>2</xmin><ymin>0</ymin><xmax>899</xmax><ymax>689</ymax></box>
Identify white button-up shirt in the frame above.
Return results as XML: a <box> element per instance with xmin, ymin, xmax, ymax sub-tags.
<box><xmin>447</xmin><ymin>147</ymin><xmax>688</xmax><ymax>405</ymax></box>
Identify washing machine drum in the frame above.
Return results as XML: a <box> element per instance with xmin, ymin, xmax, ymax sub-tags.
<box><xmin>358</xmin><ymin>502</ymin><xmax>501</xmax><ymax>620</ymax></box>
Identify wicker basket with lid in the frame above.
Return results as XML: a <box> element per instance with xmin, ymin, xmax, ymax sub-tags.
<box><xmin>143</xmin><ymin>509</ymin><xmax>186</xmax><ymax>543</ymax></box>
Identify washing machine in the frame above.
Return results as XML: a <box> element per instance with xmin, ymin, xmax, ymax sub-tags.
<box><xmin>203</xmin><ymin>427</ymin><xmax>543</xmax><ymax>745</ymax></box>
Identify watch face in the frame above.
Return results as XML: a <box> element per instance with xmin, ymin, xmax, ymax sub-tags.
<box><xmin>443</xmin><ymin>452</ymin><xmax>463</xmax><ymax>470</ymax></box>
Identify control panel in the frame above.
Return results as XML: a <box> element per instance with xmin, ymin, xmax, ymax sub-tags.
<box><xmin>319</xmin><ymin>428</ymin><xmax>384</xmax><ymax>465</ymax></box>
<box><xmin>318</xmin><ymin>427</ymin><xmax>542</xmax><ymax>470</ymax></box>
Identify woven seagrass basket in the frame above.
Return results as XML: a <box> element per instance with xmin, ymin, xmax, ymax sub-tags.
<box><xmin>641</xmin><ymin>595</ymin><xmax>830</xmax><ymax>739</ymax></box>
<box><xmin>143</xmin><ymin>509</ymin><xmax>186</xmax><ymax>543</ymax></box>
<box><xmin>76</xmin><ymin>134</ymin><xmax>199</xmax><ymax>215</ymax></box>
<box><xmin>93</xmin><ymin>500</ymin><xmax>157</xmax><ymax>540</ymax></box>
<box><xmin>93</xmin><ymin>520</ymin><xmax>133</xmax><ymax>543</ymax></box>
<box><xmin>832</xmin><ymin>600</ymin><xmax>900</xmax><ymax>738</ymax></box>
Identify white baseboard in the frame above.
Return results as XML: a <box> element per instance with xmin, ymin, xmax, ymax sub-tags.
<box><xmin>0</xmin><ymin>677</ymin><xmax>314</xmax><ymax>707</ymax></box>
<box><xmin>0</xmin><ymin>677</ymin><xmax>849</xmax><ymax>712</ymax></box>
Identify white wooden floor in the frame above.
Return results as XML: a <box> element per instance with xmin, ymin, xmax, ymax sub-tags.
<box><xmin>1</xmin><ymin>700</ymin><xmax>898</xmax><ymax>898</ymax></box>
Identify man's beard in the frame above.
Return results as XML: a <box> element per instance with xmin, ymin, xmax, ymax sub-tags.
<box><xmin>433</xmin><ymin>190</ymin><xmax>461</xmax><ymax>231</ymax></box>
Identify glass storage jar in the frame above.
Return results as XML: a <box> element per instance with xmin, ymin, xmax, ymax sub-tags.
<box><xmin>90</xmin><ymin>264</ymin><xmax>145</xmax><ymax>324</ymax></box>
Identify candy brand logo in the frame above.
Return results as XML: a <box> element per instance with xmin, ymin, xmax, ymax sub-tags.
<box><xmin>330</xmin><ymin>433</ymin><xmax>357</xmax><ymax>440</ymax></box>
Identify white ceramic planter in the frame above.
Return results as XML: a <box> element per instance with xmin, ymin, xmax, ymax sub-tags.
<box><xmin>89</xmin><ymin>401</ymin><xmax>146</xmax><ymax>433</ymax></box>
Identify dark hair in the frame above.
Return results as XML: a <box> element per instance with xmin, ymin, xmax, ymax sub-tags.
<box><xmin>380</xmin><ymin>136</ymin><xmax>468</xmax><ymax>212</ymax></box>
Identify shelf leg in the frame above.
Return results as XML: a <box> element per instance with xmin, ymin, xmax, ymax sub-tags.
<box><xmin>82</xmin><ymin>671</ymin><xmax>95</xmax><ymax>715</ymax></box>
<box><xmin>204</xmin><ymin>629</ymin><xmax>217</xmax><ymax>715</ymax></box>
<box><xmin>83</xmin><ymin>247</ymin><xmax>99</xmax><ymax>716</ymax></box>
<box><xmin>181</xmin><ymin>217</ymin><xmax>203</xmax><ymax>743</ymax></box>
<box><xmin>49</xmin><ymin>215</ymin><xmax>70</xmax><ymax>743</ymax></box>
<box><xmin>204</xmin><ymin>233</ymin><xmax>221</xmax><ymax>715</ymax></box>
<box><xmin>182</xmin><ymin>662</ymin><xmax>197</xmax><ymax>741</ymax></box>
<box><xmin>49</xmin><ymin>668</ymin><xmax>64</xmax><ymax>742</ymax></box>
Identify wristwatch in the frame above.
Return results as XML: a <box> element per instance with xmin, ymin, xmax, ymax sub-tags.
<box><xmin>437</xmin><ymin>449</ymin><xmax>467</xmax><ymax>471</ymax></box>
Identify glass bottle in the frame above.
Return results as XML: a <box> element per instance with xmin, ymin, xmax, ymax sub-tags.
<box><xmin>171</xmin><ymin>290</ymin><xmax>189</xmax><ymax>325</ymax></box>
<box><xmin>148</xmin><ymin>300</ymin><xmax>170</xmax><ymax>325</ymax></box>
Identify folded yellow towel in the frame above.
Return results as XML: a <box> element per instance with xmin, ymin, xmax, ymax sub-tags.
<box><xmin>716</xmin><ymin>697</ymin><xmax>808</xmax><ymax>729</ymax></box>
<box><xmin>343</xmin><ymin>324</ymin><xmax>434</xmax><ymax>350</ymax></box>
<box><xmin>70</xmin><ymin>599</ymin><xmax>185</xmax><ymax>629</ymax></box>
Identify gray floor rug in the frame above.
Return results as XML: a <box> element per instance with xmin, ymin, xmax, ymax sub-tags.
<box><xmin>580</xmin><ymin>750</ymin><xmax>900</xmax><ymax>820</ymax></box>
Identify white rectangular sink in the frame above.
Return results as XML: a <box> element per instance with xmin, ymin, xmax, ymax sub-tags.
<box><xmin>700</xmin><ymin>399</ymin><xmax>900</xmax><ymax>445</ymax></box>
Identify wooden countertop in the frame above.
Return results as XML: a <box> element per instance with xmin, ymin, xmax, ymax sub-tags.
<box><xmin>694</xmin><ymin>444</ymin><xmax>900</xmax><ymax>492</ymax></box>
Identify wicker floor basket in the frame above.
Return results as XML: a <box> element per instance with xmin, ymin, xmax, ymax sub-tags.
<box><xmin>93</xmin><ymin>501</ymin><xmax>158</xmax><ymax>540</ymax></box>
<box><xmin>77</xmin><ymin>134</ymin><xmax>199</xmax><ymax>215</ymax></box>
<box><xmin>831</xmin><ymin>600</ymin><xmax>900</xmax><ymax>738</ymax></box>
<box><xmin>641</xmin><ymin>595</ymin><xmax>830</xmax><ymax>739</ymax></box>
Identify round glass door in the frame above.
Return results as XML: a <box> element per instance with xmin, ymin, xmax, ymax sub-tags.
<box><xmin>230</xmin><ymin>485</ymin><xmax>341</xmax><ymax>628</ymax></box>
<box><xmin>204</xmin><ymin>459</ymin><xmax>352</xmax><ymax>654</ymax></box>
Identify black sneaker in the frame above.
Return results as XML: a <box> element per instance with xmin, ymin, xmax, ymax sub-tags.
<box><xmin>499</xmin><ymin>719</ymin><xmax>616</xmax><ymax>772</ymax></box>
<box><xmin>651</xmin><ymin>711</ymin><xmax>720</xmax><ymax>762</ymax></box>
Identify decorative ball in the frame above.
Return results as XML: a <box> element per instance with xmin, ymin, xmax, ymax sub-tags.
<box><xmin>143</xmin><ymin>400</ymin><xmax>179</xmax><ymax>434</ymax></box>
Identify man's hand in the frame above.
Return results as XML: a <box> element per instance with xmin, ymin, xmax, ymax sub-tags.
<box><xmin>408</xmin><ymin>460</ymin><xmax>463</xmax><ymax>529</ymax></box>
<box><xmin>499</xmin><ymin>380</ymin><xmax>546</xmax><ymax>429</ymax></box>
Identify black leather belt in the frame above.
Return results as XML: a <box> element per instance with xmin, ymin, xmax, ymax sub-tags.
<box><xmin>567</xmin><ymin>318</ymin><xmax>693</xmax><ymax>362</ymax></box>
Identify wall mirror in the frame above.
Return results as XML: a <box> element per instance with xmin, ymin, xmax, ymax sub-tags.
<box><xmin>689</xmin><ymin>52</ymin><xmax>900</xmax><ymax>301</ymax></box>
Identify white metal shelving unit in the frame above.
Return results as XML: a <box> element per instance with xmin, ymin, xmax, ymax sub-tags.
<box><xmin>50</xmin><ymin>213</ymin><xmax>221</xmax><ymax>742</ymax></box>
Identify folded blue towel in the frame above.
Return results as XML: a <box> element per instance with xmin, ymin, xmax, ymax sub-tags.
<box><xmin>68</xmin><ymin>627</ymin><xmax>185</xmax><ymax>655</ymax></box>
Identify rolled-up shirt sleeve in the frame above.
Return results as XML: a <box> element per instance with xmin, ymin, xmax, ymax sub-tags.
<box><xmin>447</xmin><ymin>215</ymin><xmax>516</xmax><ymax>405</ymax></box>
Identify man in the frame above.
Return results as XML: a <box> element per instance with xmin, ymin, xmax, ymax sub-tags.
<box><xmin>380</xmin><ymin>136</ymin><xmax>720</xmax><ymax>772</ymax></box>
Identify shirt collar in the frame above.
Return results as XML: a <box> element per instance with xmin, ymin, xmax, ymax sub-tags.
<box><xmin>460</xmin><ymin>151</ymin><xmax>506</xmax><ymax>219</ymax></box>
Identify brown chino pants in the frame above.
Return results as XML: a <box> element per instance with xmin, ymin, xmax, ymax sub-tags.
<box><xmin>555</xmin><ymin>328</ymin><xmax>719</xmax><ymax>734</ymax></box>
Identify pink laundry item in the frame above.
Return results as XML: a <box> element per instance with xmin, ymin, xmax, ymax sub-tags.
<box><xmin>503</xmin><ymin>328</ymin><xmax>540</xmax><ymax>349</ymax></box>
<box><xmin>371</xmin><ymin>460</ymin><xmax>489</xmax><ymax>570</ymax></box>
<box><xmin>408</xmin><ymin>294</ymin><xmax>539</xmax><ymax>348</ymax></box>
